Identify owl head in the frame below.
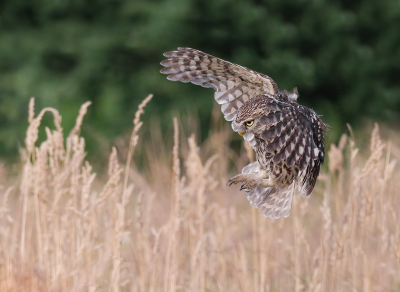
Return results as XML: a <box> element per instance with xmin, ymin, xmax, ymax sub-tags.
<box><xmin>231</xmin><ymin>95</ymin><xmax>274</xmax><ymax>145</ymax></box>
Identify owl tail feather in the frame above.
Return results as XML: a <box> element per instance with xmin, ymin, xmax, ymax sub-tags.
<box><xmin>242</xmin><ymin>161</ymin><xmax>294</xmax><ymax>219</ymax></box>
<box><xmin>246</xmin><ymin>186</ymin><xmax>294</xmax><ymax>219</ymax></box>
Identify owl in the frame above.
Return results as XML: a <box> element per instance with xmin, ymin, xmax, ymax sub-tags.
<box><xmin>160</xmin><ymin>47</ymin><xmax>329</xmax><ymax>219</ymax></box>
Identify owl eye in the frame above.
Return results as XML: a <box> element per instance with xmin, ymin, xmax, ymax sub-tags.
<box><xmin>245</xmin><ymin>120</ymin><xmax>254</xmax><ymax>127</ymax></box>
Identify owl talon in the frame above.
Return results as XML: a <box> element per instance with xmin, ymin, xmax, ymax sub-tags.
<box><xmin>227</xmin><ymin>179</ymin><xmax>243</xmax><ymax>187</ymax></box>
<box><xmin>227</xmin><ymin>172</ymin><xmax>275</xmax><ymax>191</ymax></box>
<box><xmin>227</xmin><ymin>174</ymin><xmax>258</xmax><ymax>191</ymax></box>
<box><xmin>240</xmin><ymin>183</ymin><xmax>256</xmax><ymax>191</ymax></box>
<box><xmin>227</xmin><ymin>174</ymin><xmax>245</xmax><ymax>187</ymax></box>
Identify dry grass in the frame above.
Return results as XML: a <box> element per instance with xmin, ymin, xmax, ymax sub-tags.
<box><xmin>0</xmin><ymin>96</ymin><xmax>399</xmax><ymax>291</ymax></box>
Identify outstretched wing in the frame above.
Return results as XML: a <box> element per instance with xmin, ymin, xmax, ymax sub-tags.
<box><xmin>160</xmin><ymin>47</ymin><xmax>279</xmax><ymax>121</ymax></box>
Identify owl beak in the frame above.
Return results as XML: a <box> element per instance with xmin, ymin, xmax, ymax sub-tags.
<box><xmin>239</xmin><ymin>132</ymin><xmax>243</xmax><ymax>137</ymax></box>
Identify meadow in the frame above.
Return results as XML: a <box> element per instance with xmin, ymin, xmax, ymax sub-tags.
<box><xmin>0</xmin><ymin>95</ymin><xmax>399</xmax><ymax>291</ymax></box>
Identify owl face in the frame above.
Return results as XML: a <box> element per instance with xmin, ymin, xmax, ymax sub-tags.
<box><xmin>231</xmin><ymin>114</ymin><xmax>265</xmax><ymax>137</ymax></box>
<box><xmin>232</xmin><ymin>96</ymin><xmax>271</xmax><ymax>139</ymax></box>
<box><xmin>231</xmin><ymin>100</ymin><xmax>270</xmax><ymax>147</ymax></box>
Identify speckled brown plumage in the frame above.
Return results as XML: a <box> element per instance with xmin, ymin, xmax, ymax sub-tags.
<box><xmin>160</xmin><ymin>47</ymin><xmax>329</xmax><ymax>219</ymax></box>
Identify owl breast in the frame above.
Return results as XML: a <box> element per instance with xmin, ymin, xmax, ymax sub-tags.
<box><xmin>254</xmin><ymin>142</ymin><xmax>300</xmax><ymax>187</ymax></box>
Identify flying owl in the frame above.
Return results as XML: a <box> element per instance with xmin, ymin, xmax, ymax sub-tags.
<box><xmin>160</xmin><ymin>47</ymin><xmax>329</xmax><ymax>219</ymax></box>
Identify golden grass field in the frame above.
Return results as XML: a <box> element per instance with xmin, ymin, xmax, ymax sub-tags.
<box><xmin>0</xmin><ymin>95</ymin><xmax>399</xmax><ymax>291</ymax></box>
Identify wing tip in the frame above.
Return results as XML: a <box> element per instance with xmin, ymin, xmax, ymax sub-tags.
<box><xmin>162</xmin><ymin>47</ymin><xmax>196</xmax><ymax>59</ymax></box>
<box><xmin>160</xmin><ymin>59</ymin><xmax>171</xmax><ymax>66</ymax></box>
<box><xmin>166</xmin><ymin>74</ymin><xmax>178</xmax><ymax>81</ymax></box>
<box><xmin>159</xmin><ymin>67</ymin><xmax>169</xmax><ymax>74</ymax></box>
<box><xmin>163</xmin><ymin>51</ymin><xmax>175</xmax><ymax>58</ymax></box>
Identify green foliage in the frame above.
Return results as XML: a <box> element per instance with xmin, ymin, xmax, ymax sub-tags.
<box><xmin>0</xmin><ymin>0</ymin><xmax>399</xmax><ymax>160</ymax></box>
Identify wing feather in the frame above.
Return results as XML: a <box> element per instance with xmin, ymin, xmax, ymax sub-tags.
<box><xmin>272</xmin><ymin>125</ymin><xmax>300</xmax><ymax>163</ymax></box>
<box><xmin>258</xmin><ymin>103</ymin><xmax>324</xmax><ymax>179</ymax></box>
<box><xmin>160</xmin><ymin>47</ymin><xmax>279</xmax><ymax>121</ymax></box>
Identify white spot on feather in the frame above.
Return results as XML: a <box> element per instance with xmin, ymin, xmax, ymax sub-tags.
<box><xmin>228</xmin><ymin>94</ymin><xmax>236</xmax><ymax>102</ymax></box>
<box><xmin>227</xmin><ymin>80</ymin><xmax>236</xmax><ymax>89</ymax></box>
<box><xmin>243</xmin><ymin>132</ymin><xmax>255</xmax><ymax>141</ymax></box>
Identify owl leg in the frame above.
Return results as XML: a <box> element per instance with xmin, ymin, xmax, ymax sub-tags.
<box><xmin>227</xmin><ymin>171</ymin><xmax>274</xmax><ymax>191</ymax></box>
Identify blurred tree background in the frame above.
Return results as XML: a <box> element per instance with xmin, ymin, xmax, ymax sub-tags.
<box><xmin>0</xmin><ymin>0</ymin><xmax>400</xmax><ymax>162</ymax></box>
